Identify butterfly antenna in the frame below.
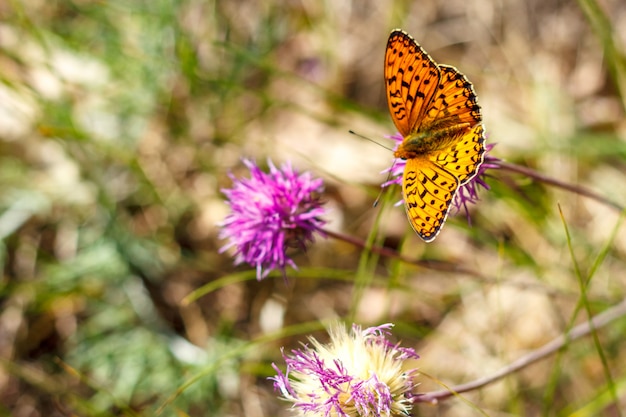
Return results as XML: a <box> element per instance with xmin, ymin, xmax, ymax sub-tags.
<box><xmin>373</xmin><ymin>159</ymin><xmax>397</xmax><ymax>207</ymax></box>
<box><xmin>347</xmin><ymin>130</ymin><xmax>397</xmax><ymax>207</ymax></box>
<box><xmin>348</xmin><ymin>130</ymin><xmax>393</xmax><ymax>152</ymax></box>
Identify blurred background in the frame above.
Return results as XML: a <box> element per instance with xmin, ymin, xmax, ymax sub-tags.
<box><xmin>1</xmin><ymin>0</ymin><xmax>626</xmax><ymax>415</ymax></box>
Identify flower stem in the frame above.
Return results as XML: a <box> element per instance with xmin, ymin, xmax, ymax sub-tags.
<box><xmin>320</xmin><ymin>227</ymin><xmax>483</xmax><ymax>278</ymax></box>
<box><xmin>496</xmin><ymin>161</ymin><xmax>623</xmax><ymax>212</ymax></box>
<box><xmin>413</xmin><ymin>297</ymin><xmax>626</xmax><ymax>404</ymax></box>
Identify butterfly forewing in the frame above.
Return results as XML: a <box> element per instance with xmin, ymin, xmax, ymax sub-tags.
<box><xmin>421</xmin><ymin>65</ymin><xmax>483</xmax><ymax>132</ymax></box>
<box><xmin>384</xmin><ymin>30</ymin><xmax>441</xmax><ymax>137</ymax></box>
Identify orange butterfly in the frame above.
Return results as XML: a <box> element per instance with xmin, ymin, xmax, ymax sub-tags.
<box><xmin>385</xmin><ymin>29</ymin><xmax>486</xmax><ymax>242</ymax></box>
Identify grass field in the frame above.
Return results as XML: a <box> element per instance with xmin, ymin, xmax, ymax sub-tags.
<box><xmin>1</xmin><ymin>0</ymin><xmax>626</xmax><ymax>416</ymax></box>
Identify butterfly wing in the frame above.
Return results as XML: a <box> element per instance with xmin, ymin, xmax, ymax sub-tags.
<box><xmin>420</xmin><ymin>65</ymin><xmax>483</xmax><ymax>133</ymax></box>
<box><xmin>403</xmin><ymin>125</ymin><xmax>485</xmax><ymax>241</ymax></box>
<box><xmin>432</xmin><ymin>124</ymin><xmax>486</xmax><ymax>185</ymax></box>
<box><xmin>384</xmin><ymin>30</ymin><xmax>441</xmax><ymax>137</ymax></box>
<box><xmin>402</xmin><ymin>157</ymin><xmax>460</xmax><ymax>242</ymax></box>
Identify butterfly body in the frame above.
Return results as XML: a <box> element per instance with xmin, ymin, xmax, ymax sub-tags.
<box><xmin>385</xmin><ymin>29</ymin><xmax>485</xmax><ymax>242</ymax></box>
<box><xmin>394</xmin><ymin>123</ymin><xmax>470</xmax><ymax>158</ymax></box>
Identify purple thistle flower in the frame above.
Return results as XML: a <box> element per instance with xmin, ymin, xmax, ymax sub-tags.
<box><xmin>269</xmin><ymin>323</ymin><xmax>420</xmax><ymax>416</ymax></box>
<box><xmin>382</xmin><ymin>133</ymin><xmax>500</xmax><ymax>224</ymax></box>
<box><xmin>219</xmin><ymin>159</ymin><xmax>326</xmax><ymax>280</ymax></box>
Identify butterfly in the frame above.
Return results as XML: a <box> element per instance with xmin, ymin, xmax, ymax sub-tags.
<box><xmin>384</xmin><ymin>29</ymin><xmax>486</xmax><ymax>242</ymax></box>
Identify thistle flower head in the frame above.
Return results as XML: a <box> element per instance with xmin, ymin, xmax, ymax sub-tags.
<box><xmin>219</xmin><ymin>159</ymin><xmax>326</xmax><ymax>280</ymax></box>
<box><xmin>382</xmin><ymin>133</ymin><xmax>499</xmax><ymax>223</ymax></box>
<box><xmin>270</xmin><ymin>323</ymin><xmax>419</xmax><ymax>417</ymax></box>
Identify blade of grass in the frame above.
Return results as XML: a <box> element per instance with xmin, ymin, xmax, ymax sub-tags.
<box><xmin>550</xmin><ymin>204</ymin><xmax>622</xmax><ymax>417</ymax></box>
<box><xmin>577</xmin><ymin>0</ymin><xmax>626</xmax><ymax>112</ymax></box>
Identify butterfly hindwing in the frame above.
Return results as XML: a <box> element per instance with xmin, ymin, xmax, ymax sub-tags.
<box><xmin>385</xmin><ymin>30</ymin><xmax>441</xmax><ymax>137</ymax></box>
<box><xmin>432</xmin><ymin>124</ymin><xmax>486</xmax><ymax>185</ymax></box>
<box><xmin>402</xmin><ymin>157</ymin><xmax>460</xmax><ymax>242</ymax></box>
